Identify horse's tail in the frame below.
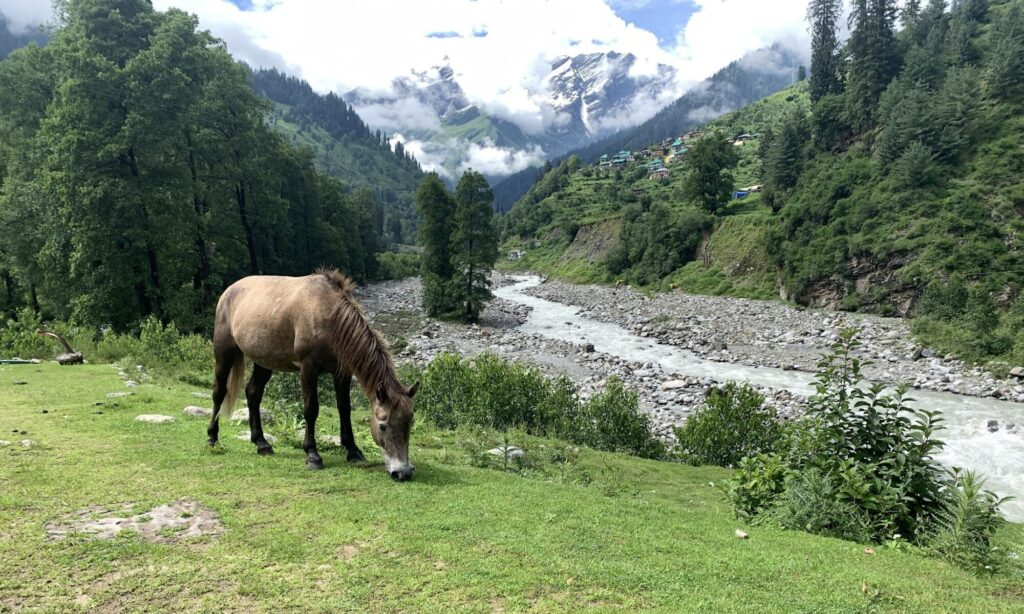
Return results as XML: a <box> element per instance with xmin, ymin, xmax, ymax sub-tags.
<box><xmin>220</xmin><ymin>354</ymin><xmax>246</xmax><ymax>421</ymax></box>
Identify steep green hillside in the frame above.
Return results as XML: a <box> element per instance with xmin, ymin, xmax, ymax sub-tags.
<box><xmin>251</xmin><ymin>69</ymin><xmax>424</xmax><ymax>243</ymax></box>
<box><xmin>501</xmin><ymin>0</ymin><xmax>1024</xmax><ymax>367</ymax></box>
<box><xmin>500</xmin><ymin>83</ymin><xmax>810</xmax><ymax>300</ymax></box>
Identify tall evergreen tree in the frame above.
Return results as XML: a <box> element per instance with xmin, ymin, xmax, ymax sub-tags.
<box><xmin>450</xmin><ymin>170</ymin><xmax>498</xmax><ymax>322</ymax></box>
<box><xmin>808</xmin><ymin>0</ymin><xmax>844</xmax><ymax>102</ymax></box>
<box><xmin>846</xmin><ymin>0</ymin><xmax>901</xmax><ymax>132</ymax></box>
<box><xmin>415</xmin><ymin>173</ymin><xmax>458</xmax><ymax>316</ymax></box>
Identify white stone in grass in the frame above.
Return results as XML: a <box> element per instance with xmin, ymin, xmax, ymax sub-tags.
<box><xmin>20</xmin><ymin>439</ymin><xmax>34</xmax><ymax>447</ymax></box>
<box><xmin>191</xmin><ymin>391</ymin><xmax>208</xmax><ymax>398</ymax></box>
<box><xmin>125</xmin><ymin>380</ymin><xmax>140</xmax><ymax>388</ymax></box>
<box><xmin>183</xmin><ymin>406</ymin><xmax>212</xmax><ymax>418</ymax></box>
<box><xmin>0</xmin><ymin>440</ymin><xmax>11</xmax><ymax>446</ymax></box>
<box><xmin>106</xmin><ymin>392</ymin><xmax>133</xmax><ymax>398</ymax></box>
<box><xmin>135</xmin><ymin>414</ymin><xmax>175</xmax><ymax>424</ymax></box>
<box><xmin>488</xmin><ymin>446</ymin><xmax>525</xmax><ymax>459</ymax></box>
<box><xmin>231</xmin><ymin>407</ymin><xmax>271</xmax><ymax>423</ymax></box>
<box><xmin>236</xmin><ymin>431</ymin><xmax>276</xmax><ymax>443</ymax></box>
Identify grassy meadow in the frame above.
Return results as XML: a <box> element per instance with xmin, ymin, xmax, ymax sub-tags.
<box><xmin>2</xmin><ymin>364</ymin><xmax>1023</xmax><ymax>612</ymax></box>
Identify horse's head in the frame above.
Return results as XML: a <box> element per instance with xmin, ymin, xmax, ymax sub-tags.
<box><xmin>370</xmin><ymin>380</ymin><xmax>420</xmax><ymax>481</ymax></box>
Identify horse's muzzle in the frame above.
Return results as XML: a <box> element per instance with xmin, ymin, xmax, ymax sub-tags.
<box><xmin>390</xmin><ymin>466</ymin><xmax>415</xmax><ymax>481</ymax></box>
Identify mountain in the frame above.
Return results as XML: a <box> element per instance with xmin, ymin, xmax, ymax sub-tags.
<box><xmin>344</xmin><ymin>52</ymin><xmax>680</xmax><ymax>182</ymax></box>
<box><xmin>0</xmin><ymin>13</ymin><xmax>48</xmax><ymax>58</ymax></box>
<box><xmin>492</xmin><ymin>44</ymin><xmax>805</xmax><ymax>211</ymax></box>
<box><xmin>249</xmin><ymin>68</ymin><xmax>424</xmax><ymax>243</ymax></box>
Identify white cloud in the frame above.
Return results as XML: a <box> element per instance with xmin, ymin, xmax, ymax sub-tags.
<box><xmin>672</xmin><ymin>0</ymin><xmax>810</xmax><ymax>81</ymax></box>
<box><xmin>459</xmin><ymin>138</ymin><xmax>546</xmax><ymax>176</ymax></box>
<box><xmin>0</xmin><ymin>0</ymin><xmax>53</xmax><ymax>31</ymax></box>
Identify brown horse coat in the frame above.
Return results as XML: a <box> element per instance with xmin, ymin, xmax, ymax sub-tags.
<box><xmin>207</xmin><ymin>270</ymin><xmax>418</xmax><ymax>479</ymax></box>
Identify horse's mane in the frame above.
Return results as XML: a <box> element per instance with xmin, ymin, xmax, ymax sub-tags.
<box><xmin>317</xmin><ymin>268</ymin><xmax>407</xmax><ymax>406</ymax></box>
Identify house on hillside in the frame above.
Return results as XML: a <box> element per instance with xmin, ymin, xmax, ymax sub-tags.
<box><xmin>650</xmin><ymin>168</ymin><xmax>671</xmax><ymax>181</ymax></box>
<box><xmin>508</xmin><ymin>249</ymin><xmax>526</xmax><ymax>261</ymax></box>
<box><xmin>732</xmin><ymin>190</ymin><xmax>750</xmax><ymax>200</ymax></box>
<box><xmin>741</xmin><ymin>184</ymin><xmax>762</xmax><ymax>193</ymax></box>
<box><xmin>638</xmin><ymin>148</ymin><xmax>652</xmax><ymax>158</ymax></box>
<box><xmin>647</xmin><ymin>159</ymin><xmax>665</xmax><ymax>171</ymax></box>
<box><xmin>598</xmin><ymin>154</ymin><xmax>611</xmax><ymax>167</ymax></box>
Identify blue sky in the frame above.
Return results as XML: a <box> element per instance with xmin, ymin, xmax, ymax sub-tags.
<box><xmin>605</xmin><ymin>0</ymin><xmax>697</xmax><ymax>48</ymax></box>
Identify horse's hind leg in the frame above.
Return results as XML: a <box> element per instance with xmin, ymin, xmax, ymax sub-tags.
<box><xmin>246</xmin><ymin>364</ymin><xmax>274</xmax><ymax>455</ymax></box>
<box><xmin>334</xmin><ymin>372</ymin><xmax>365</xmax><ymax>462</ymax></box>
<box><xmin>300</xmin><ymin>361</ymin><xmax>324</xmax><ymax>470</ymax></box>
<box><xmin>207</xmin><ymin>346</ymin><xmax>240</xmax><ymax>447</ymax></box>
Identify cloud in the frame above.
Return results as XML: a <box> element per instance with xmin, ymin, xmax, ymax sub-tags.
<box><xmin>459</xmin><ymin>138</ymin><xmax>547</xmax><ymax>176</ymax></box>
<box><xmin>0</xmin><ymin>0</ymin><xmax>54</xmax><ymax>31</ymax></box>
<box><xmin>353</xmin><ymin>98</ymin><xmax>442</xmax><ymax>133</ymax></box>
<box><xmin>671</xmin><ymin>0</ymin><xmax>810</xmax><ymax>81</ymax></box>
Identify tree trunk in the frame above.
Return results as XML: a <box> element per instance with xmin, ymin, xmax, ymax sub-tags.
<box><xmin>236</xmin><ymin>180</ymin><xmax>260</xmax><ymax>275</ymax></box>
<box><xmin>186</xmin><ymin>134</ymin><xmax>212</xmax><ymax>310</ymax></box>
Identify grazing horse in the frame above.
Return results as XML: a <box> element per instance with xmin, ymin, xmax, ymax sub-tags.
<box><xmin>207</xmin><ymin>269</ymin><xmax>420</xmax><ymax>480</ymax></box>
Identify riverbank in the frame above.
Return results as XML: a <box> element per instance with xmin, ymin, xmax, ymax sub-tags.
<box><xmin>526</xmin><ymin>278</ymin><xmax>1024</xmax><ymax>403</ymax></box>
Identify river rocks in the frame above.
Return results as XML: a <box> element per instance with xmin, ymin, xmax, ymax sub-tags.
<box><xmin>988</xmin><ymin>419</ymin><xmax>1000</xmax><ymax>432</ymax></box>
<box><xmin>661</xmin><ymin>380</ymin><xmax>687</xmax><ymax>390</ymax></box>
<box><xmin>526</xmin><ymin>279</ymin><xmax>1022</xmax><ymax>402</ymax></box>
<box><xmin>135</xmin><ymin>414</ymin><xmax>174</xmax><ymax>424</ymax></box>
<box><xmin>183</xmin><ymin>406</ymin><xmax>212</xmax><ymax>418</ymax></box>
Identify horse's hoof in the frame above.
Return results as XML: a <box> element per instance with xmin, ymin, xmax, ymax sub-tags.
<box><xmin>257</xmin><ymin>444</ymin><xmax>275</xmax><ymax>456</ymax></box>
<box><xmin>306</xmin><ymin>458</ymin><xmax>325</xmax><ymax>470</ymax></box>
<box><xmin>347</xmin><ymin>449</ymin><xmax>366</xmax><ymax>463</ymax></box>
<box><xmin>207</xmin><ymin>439</ymin><xmax>218</xmax><ymax>448</ymax></box>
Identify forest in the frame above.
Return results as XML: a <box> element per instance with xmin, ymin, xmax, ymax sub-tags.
<box><xmin>0</xmin><ymin>0</ymin><xmax>415</xmax><ymax>333</ymax></box>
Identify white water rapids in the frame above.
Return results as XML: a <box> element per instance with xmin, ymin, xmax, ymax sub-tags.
<box><xmin>496</xmin><ymin>276</ymin><xmax>1024</xmax><ymax>522</ymax></box>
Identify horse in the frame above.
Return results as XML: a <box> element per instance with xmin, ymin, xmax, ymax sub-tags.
<box><xmin>207</xmin><ymin>269</ymin><xmax>420</xmax><ymax>481</ymax></box>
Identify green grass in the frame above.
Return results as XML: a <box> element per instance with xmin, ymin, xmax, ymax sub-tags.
<box><xmin>2</xmin><ymin>364</ymin><xmax>1023</xmax><ymax>611</ymax></box>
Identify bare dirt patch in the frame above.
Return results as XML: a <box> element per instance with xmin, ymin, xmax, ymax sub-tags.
<box><xmin>45</xmin><ymin>498</ymin><xmax>224</xmax><ymax>543</ymax></box>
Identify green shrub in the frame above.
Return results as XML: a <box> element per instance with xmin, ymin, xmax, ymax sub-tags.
<box><xmin>674</xmin><ymin>382</ymin><xmax>782</xmax><ymax>467</ymax></box>
<box><xmin>725</xmin><ymin>330</ymin><xmax>1008</xmax><ymax>572</ymax></box>
<box><xmin>0</xmin><ymin>308</ymin><xmax>51</xmax><ymax>358</ymax></box>
<box><xmin>376</xmin><ymin>252</ymin><xmax>420</xmax><ymax>280</ymax></box>
<box><xmin>929</xmin><ymin>470</ymin><xmax>1009</xmax><ymax>573</ymax></box>
<box><xmin>417</xmin><ymin>353</ymin><xmax>664</xmax><ymax>459</ymax></box>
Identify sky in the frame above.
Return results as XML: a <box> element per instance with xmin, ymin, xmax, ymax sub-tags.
<box><xmin>1</xmin><ymin>0</ymin><xmax>811</xmax><ymax>175</ymax></box>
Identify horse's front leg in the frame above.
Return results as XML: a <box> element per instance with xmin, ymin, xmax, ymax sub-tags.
<box><xmin>300</xmin><ymin>361</ymin><xmax>324</xmax><ymax>470</ymax></box>
<box><xmin>333</xmin><ymin>372</ymin><xmax>366</xmax><ymax>462</ymax></box>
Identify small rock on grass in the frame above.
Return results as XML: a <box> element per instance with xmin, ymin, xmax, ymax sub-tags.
<box><xmin>183</xmin><ymin>406</ymin><xmax>213</xmax><ymax>418</ymax></box>
<box><xmin>488</xmin><ymin>446</ymin><xmax>525</xmax><ymax>459</ymax></box>
<box><xmin>191</xmin><ymin>391</ymin><xmax>208</xmax><ymax>398</ymax></box>
<box><xmin>106</xmin><ymin>392</ymin><xmax>132</xmax><ymax>398</ymax></box>
<box><xmin>236</xmin><ymin>431</ymin><xmax>277</xmax><ymax>443</ymax></box>
<box><xmin>0</xmin><ymin>440</ymin><xmax>10</xmax><ymax>446</ymax></box>
<box><xmin>125</xmin><ymin>380</ymin><xmax>140</xmax><ymax>388</ymax></box>
<box><xmin>135</xmin><ymin>414</ymin><xmax>175</xmax><ymax>424</ymax></box>
<box><xmin>735</xmin><ymin>529</ymin><xmax>749</xmax><ymax>540</ymax></box>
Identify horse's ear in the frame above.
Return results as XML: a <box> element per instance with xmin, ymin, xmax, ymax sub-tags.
<box><xmin>407</xmin><ymin>381</ymin><xmax>420</xmax><ymax>398</ymax></box>
<box><xmin>376</xmin><ymin>381</ymin><xmax>389</xmax><ymax>404</ymax></box>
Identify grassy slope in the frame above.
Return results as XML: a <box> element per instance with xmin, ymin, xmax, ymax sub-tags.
<box><xmin>500</xmin><ymin>84</ymin><xmax>809</xmax><ymax>299</ymax></box>
<box><xmin>2</xmin><ymin>365</ymin><xmax>1023</xmax><ymax>612</ymax></box>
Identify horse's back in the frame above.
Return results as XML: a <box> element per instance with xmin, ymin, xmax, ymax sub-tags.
<box><xmin>216</xmin><ymin>275</ymin><xmax>337</xmax><ymax>371</ymax></box>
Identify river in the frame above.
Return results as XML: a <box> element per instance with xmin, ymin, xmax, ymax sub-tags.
<box><xmin>495</xmin><ymin>275</ymin><xmax>1024</xmax><ymax>522</ymax></box>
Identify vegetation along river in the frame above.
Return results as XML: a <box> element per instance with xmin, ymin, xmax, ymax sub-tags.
<box><xmin>496</xmin><ymin>276</ymin><xmax>1024</xmax><ymax>522</ymax></box>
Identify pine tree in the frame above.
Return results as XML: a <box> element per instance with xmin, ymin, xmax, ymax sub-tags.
<box><xmin>763</xmin><ymin>110</ymin><xmax>809</xmax><ymax>212</ymax></box>
<box><xmin>846</xmin><ymin>0</ymin><xmax>901</xmax><ymax>132</ymax></box>
<box><xmin>415</xmin><ymin>173</ymin><xmax>458</xmax><ymax>316</ymax></box>
<box><xmin>808</xmin><ymin>0</ymin><xmax>844</xmax><ymax>102</ymax></box>
<box><xmin>987</xmin><ymin>3</ymin><xmax>1024</xmax><ymax>99</ymax></box>
<box><xmin>450</xmin><ymin>170</ymin><xmax>498</xmax><ymax>322</ymax></box>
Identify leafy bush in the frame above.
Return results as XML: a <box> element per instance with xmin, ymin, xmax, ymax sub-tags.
<box><xmin>929</xmin><ymin>470</ymin><xmax>1009</xmax><ymax>573</ymax></box>
<box><xmin>674</xmin><ymin>382</ymin><xmax>782</xmax><ymax>467</ymax></box>
<box><xmin>0</xmin><ymin>308</ymin><xmax>51</xmax><ymax>358</ymax></box>
<box><xmin>417</xmin><ymin>352</ymin><xmax>665</xmax><ymax>459</ymax></box>
<box><xmin>725</xmin><ymin>330</ymin><xmax>1009</xmax><ymax>572</ymax></box>
<box><xmin>376</xmin><ymin>252</ymin><xmax>420</xmax><ymax>280</ymax></box>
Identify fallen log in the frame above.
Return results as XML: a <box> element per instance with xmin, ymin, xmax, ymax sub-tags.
<box><xmin>36</xmin><ymin>330</ymin><xmax>84</xmax><ymax>365</ymax></box>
